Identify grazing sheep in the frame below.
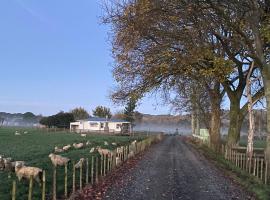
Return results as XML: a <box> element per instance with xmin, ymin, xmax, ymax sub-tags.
<box><xmin>104</xmin><ymin>141</ymin><xmax>109</xmax><ymax>146</ymax></box>
<box><xmin>89</xmin><ymin>147</ymin><xmax>96</xmax><ymax>153</ymax></box>
<box><xmin>54</xmin><ymin>146</ymin><xmax>64</xmax><ymax>153</ymax></box>
<box><xmin>49</xmin><ymin>154</ymin><xmax>70</xmax><ymax>167</ymax></box>
<box><xmin>15</xmin><ymin>131</ymin><xmax>21</xmax><ymax>136</ymax></box>
<box><xmin>62</xmin><ymin>144</ymin><xmax>71</xmax><ymax>151</ymax></box>
<box><xmin>80</xmin><ymin>134</ymin><xmax>87</xmax><ymax>137</ymax></box>
<box><xmin>112</xmin><ymin>142</ymin><xmax>117</xmax><ymax>146</ymax></box>
<box><xmin>74</xmin><ymin>158</ymin><xmax>85</xmax><ymax>169</ymax></box>
<box><xmin>15</xmin><ymin>162</ymin><xmax>42</xmax><ymax>183</ymax></box>
<box><xmin>97</xmin><ymin>147</ymin><xmax>113</xmax><ymax>157</ymax></box>
<box><xmin>23</xmin><ymin>131</ymin><xmax>28</xmax><ymax>134</ymax></box>
<box><xmin>73</xmin><ymin>143</ymin><xmax>84</xmax><ymax>149</ymax></box>
<box><xmin>86</xmin><ymin>141</ymin><xmax>91</xmax><ymax>146</ymax></box>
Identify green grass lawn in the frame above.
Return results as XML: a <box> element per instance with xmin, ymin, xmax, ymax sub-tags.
<box><xmin>0</xmin><ymin>127</ymin><xmax>142</xmax><ymax>200</ymax></box>
<box><xmin>239</xmin><ymin>139</ymin><xmax>266</xmax><ymax>149</ymax></box>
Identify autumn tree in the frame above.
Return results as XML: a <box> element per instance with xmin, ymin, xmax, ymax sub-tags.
<box><xmin>92</xmin><ymin>106</ymin><xmax>112</xmax><ymax>119</ymax></box>
<box><xmin>71</xmin><ymin>107</ymin><xmax>90</xmax><ymax>120</ymax></box>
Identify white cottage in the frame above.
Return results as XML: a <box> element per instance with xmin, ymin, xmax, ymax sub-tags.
<box><xmin>70</xmin><ymin>117</ymin><xmax>131</xmax><ymax>134</ymax></box>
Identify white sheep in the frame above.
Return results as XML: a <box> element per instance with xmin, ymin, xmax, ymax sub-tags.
<box><xmin>15</xmin><ymin>131</ymin><xmax>21</xmax><ymax>136</ymax></box>
<box><xmin>80</xmin><ymin>134</ymin><xmax>87</xmax><ymax>137</ymax></box>
<box><xmin>89</xmin><ymin>147</ymin><xmax>96</xmax><ymax>153</ymax></box>
<box><xmin>104</xmin><ymin>141</ymin><xmax>109</xmax><ymax>146</ymax></box>
<box><xmin>97</xmin><ymin>147</ymin><xmax>113</xmax><ymax>157</ymax></box>
<box><xmin>54</xmin><ymin>146</ymin><xmax>64</xmax><ymax>153</ymax></box>
<box><xmin>15</xmin><ymin>162</ymin><xmax>42</xmax><ymax>183</ymax></box>
<box><xmin>23</xmin><ymin>131</ymin><xmax>28</xmax><ymax>134</ymax></box>
<box><xmin>62</xmin><ymin>144</ymin><xmax>71</xmax><ymax>151</ymax></box>
<box><xmin>74</xmin><ymin>158</ymin><xmax>85</xmax><ymax>169</ymax></box>
<box><xmin>112</xmin><ymin>142</ymin><xmax>117</xmax><ymax>146</ymax></box>
<box><xmin>86</xmin><ymin>141</ymin><xmax>91</xmax><ymax>146</ymax></box>
<box><xmin>73</xmin><ymin>143</ymin><xmax>84</xmax><ymax>149</ymax></box>
<box><xmin>49</xmin><ymin>153</ymin><xmax>70</xmax><ymax>167</ymax></box>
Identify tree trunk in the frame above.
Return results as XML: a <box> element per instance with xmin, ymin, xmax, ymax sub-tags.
<box><xmin>227</xmin><ymin>98</ymin><xmax>244</xmax><ymax>146</ymax></box>
<box><xmin>263</xmin><ymin>76</ymin><xmax>270</xmax><ymax>162</ymax></box>
<box><xmin>191</xmin><ymin>112</ymin><xmax>195</xmax><ymax>135</ymax></box>
<box><xmin>246</xmin><ymin>62</ymin><xmax>255</xmax><ymax>160</ymax></box>
<box><xmin>208</xmin><ymin>82</ymin><xmax>222</xmax><ymax>152</ymax></box>
<box><xmin>210</xmin><ymin>98</ymin><xmax>221</xmax><ymax>152</ymax></box>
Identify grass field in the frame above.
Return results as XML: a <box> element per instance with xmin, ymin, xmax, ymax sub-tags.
<box><xmin>0</xmin><ymin>127</ymin><xmax>143</xmax><ymax>200</ymax></box>
<box><xmin>239</xmin><ymin>139</ymin><xmax>266</xmax><ymax>149</ymax></box>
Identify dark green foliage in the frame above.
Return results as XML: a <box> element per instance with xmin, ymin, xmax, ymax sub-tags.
<box><xmin>23</xmin><ymin>112</ymin><xmax>36</xmax><ymax>120</ymax></box>
<box><xmin>92</xmin><ymin>106</ymin><xmax>112</xmax><ymax>119</ymax></box>
<box><xmin>71</xmin><ymin>107</ymin><xmax>90</xmax><ymax>120</ymax></box>
<box><xmin>40</xmin><ymin>112</ymin><xmax>75</xmax><ymax>128</ymax></box>
<box><xmin>124</xmin><ymin>98</ymin><xmax>137</xmax><ymax>126</ymax></box>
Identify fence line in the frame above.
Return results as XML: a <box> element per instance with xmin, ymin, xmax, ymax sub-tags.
<box><xmin>192</xmin><ymin>136</ymin><xmax>269</xmax><ymax>185</ymax></box>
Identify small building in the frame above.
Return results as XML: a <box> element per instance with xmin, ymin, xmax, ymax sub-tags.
<box><xmin>70</xmin><ymin>117</ymin><xmax>131</xmax><ymax>134</ymax></box>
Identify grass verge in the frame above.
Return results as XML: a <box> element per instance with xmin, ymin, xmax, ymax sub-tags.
<box><xmin>188</xmin><ymin>140</ymin><xmax>270</xmax><ymax>200</ymax></box>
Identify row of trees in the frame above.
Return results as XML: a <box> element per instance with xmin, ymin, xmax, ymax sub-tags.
<box><xmin>104</xmin><ymin>0</ymin><xmax>270</xmax><ymax>157</ymax></box>
<box><xmin>39</xmin><ymin>103</ymin><xmax>137</xmax><ymax>128</ymax></box>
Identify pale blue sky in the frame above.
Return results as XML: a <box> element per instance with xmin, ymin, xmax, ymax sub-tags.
<box><xmin>0</xmin><ymin>0</ymin><xmax>169</xmax><ymax>116</ymax></box>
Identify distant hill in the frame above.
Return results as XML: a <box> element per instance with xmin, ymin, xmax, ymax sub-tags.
<box><xmin>134</xmin><ymin>113</ymin><xmax>191</xmax><ymax>134</ymax></box>
<box><xmin>0</xmin><ymin>112</ymin><xmax>42</xmax><ymax>127</ymax></box>
<box><xmin>134</xmin><ymin>109</ymin><xmax>267</xmax><ymax>135</ymax></box>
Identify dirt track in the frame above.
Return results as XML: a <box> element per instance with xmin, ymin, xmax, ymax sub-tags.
<box><xmin>103</xmin><ymin>136</ymin><xmax>255</xmax><ymax>200</ymax></box>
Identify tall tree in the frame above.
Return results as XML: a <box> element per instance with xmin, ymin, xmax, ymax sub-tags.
<box><xmin>71</xmin><ymin>107</ymin><xmax>90</xmax><ymax>120</ymax></box>
<box><xmin>92</xmin><ymin>106</ymin><xmax>112</xmax><ymax>119</ymax></box>
<box><xmin>124</xmin><ymin>97</ymin><xmax>137</xmax><ymax>127</ymax></box>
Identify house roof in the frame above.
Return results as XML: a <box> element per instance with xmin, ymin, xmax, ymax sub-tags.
<box><xmin>78</xmin><ymin>117</ymin><xmax>130</xmax><ymax>123</ymax></box>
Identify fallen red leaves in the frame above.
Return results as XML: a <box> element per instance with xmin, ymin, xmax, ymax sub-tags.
<box><xmin>70</xmin><ymin>153</ymin><xmax>144</xmax><ymax>200</ymax></box>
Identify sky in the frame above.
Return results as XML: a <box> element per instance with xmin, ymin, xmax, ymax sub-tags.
<box><xmin>0</xmin><ymin>0</ymin><xmax>170</xmax><ymax>116</ymax></box>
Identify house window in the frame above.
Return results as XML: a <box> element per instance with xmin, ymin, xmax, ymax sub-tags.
<box><xmin>100</xmin><ymin>123</ymin><xmax>104</xmax><ymax>128</ymax></box>
<box><xmin>116</xmin><ymin>124</ymin><xmax>121</xmax><ymax>129</ymax></box>
<box><xmin>90</xmin><ymin>122</ymin><xmax>98</xmax><ymax>127</ymax></box>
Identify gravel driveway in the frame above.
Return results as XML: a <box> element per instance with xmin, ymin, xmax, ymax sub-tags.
<box><xmin>103</xmin><ymin>136</ymin><xmax>255</xmax><ymax>200</ymax></box>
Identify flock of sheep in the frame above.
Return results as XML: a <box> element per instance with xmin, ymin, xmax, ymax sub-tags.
<box><xmin>0</xmin><ymin>132</ymin><xmax>138</xmax><ymax>185</ymax></box>
<box><xmin>14</xmin><ymin>130</ymin><xmax>28</xmax><ymax>136</ymax></box>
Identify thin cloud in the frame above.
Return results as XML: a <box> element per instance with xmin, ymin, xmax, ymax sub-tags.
<box><xmin>14</xmin><ymin>0</ymin><xmax>49</xmax><ymax>24</ymax></box>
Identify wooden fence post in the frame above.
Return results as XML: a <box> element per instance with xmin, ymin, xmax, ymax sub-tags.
<box><xmin>253</xmin><ymin>157</ymin><xmax>257</xmax><ymax>176</ymax></box>
<box><xmin>95</xmin><ymin>156</ymin><xmax>99</xmax><ymax>184</ymax></box>
<box><xmin>86</xmin><ymin>158</ymin><xmax>89</xmax><ymax>184</ymax></box>
<box><xmin>64</xmin><ymin>164</ymin><xmax>68</xmax><ymax>198</ymax></box>
<box><xmin>28</xmin><ymin>176</ymin><xmax>33</xmax><ymax>200</ymax></box>
<box><xmin>260</xmin><ymin>158</ymin><xmax>264</xmax><ymax>180</ymax></box>
<box><xmin>104</xmin><ymin>154</ymin><xmax>106</xmax><ymax>175</ymax></box>
<box><xmin>80</xmin><ymin>162</ymin><xmax>83</xmax><ymax>190</ymax></box>
<box><xmin>91</xmin><ymin>156</ymin><xmax>94</xmax><ymax>185</ymax></box>
<box><xmin>256</xmin><ymin>158</ymin><xmax>259</xmax><ymax>178</ymax></box>
<box><xmin>53</xmin><ymin>166</ymin><xmax>57</xmax><ymax>200</ymax></box>
<box><xmin>42</xmin><ymin>171</ymin><xmax>46</xmax><ymax>200</ymax></box>
<box><xmin>72</xmin><ymin>161</ymin><xmax>76</xmax><ymax>193</ymax></box>
<box><xmin>265</xmin><ymin>161</ymin><xmax>268</xmax><ymax>185</ymax></box>
<box><xmin>12</xmin><ymin>180</ymin><xmax>16</xmax><ymax>200</ymax></box>
<box><xmin>101</xmin><ymin>154</ymin><xmax>104</xmax><ymax>177</ymax></box>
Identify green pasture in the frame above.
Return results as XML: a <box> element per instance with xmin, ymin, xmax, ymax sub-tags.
<box><xmin>0</xmin><ymin>127</ymin><xmax>142</xmax><ymax>200</ymax></box>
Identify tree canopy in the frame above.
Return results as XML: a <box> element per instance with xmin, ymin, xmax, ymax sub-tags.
<box><xmin>71</xmin><ymin>107</ymin><xmax>90</xmax><ymax>120</ymax></box>
<box><xmin>92</xmin><ymin>106</ymin><xmax>112</xmax><ymax>119</ymax></box>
